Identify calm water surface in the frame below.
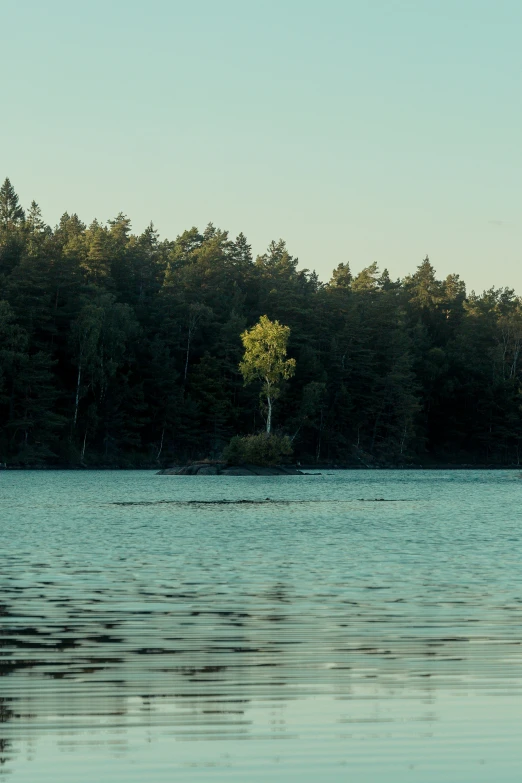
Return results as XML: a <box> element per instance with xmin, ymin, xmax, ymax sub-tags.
<box><xmin>1</xmin><ymin>470</ymin><xmax>522</xmax><ymax>781</ymax></box>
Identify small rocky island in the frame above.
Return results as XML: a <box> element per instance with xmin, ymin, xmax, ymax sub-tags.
<box><xmin>158</xmin><ymin>463</ymin><xmax>309</xmax><ymax>476</ymax></box>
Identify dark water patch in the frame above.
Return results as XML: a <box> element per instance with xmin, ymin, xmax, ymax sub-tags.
<box><xmin>0</xmin><ymin>639</ymin><xmax>57</xmax><ymax>651</ymax></box>
<box><xmin>111</xmin><ymin>498</ymin><xmax>414</xmax><ymax>507</ymax></box>
<box><xmin>85</xmin><ymin>635</ymin><xmax>123</xmax><ymax>644</ymax></box>
<box><xmin>0</xmin><ymin>660</ymin><xmax>41</xmax><ymax>676</ymax></box>
<box><xmin>357</xmin><ymin>498</ymin><xmax>413</xmax><ymax>502</ymax></box>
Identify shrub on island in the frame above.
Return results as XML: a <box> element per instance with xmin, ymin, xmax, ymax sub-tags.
<box><xmin>223</xmin><ymin>433</ymin><xmax>293</xmax><ymax>467</ymax></box>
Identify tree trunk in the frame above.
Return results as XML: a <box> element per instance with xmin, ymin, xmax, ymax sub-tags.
<box><xmin>400</xmin><ymin>423</ymin><xmax>407</xmax><ymax>455</ymax></box>
<box><xmin>184</xmin><ymin>331</ymin><xmax>191</xmax><ymax>387</ymax></box>
<box><xmin>156</xmin><ymin>426</ymin><xmax>165</xmax><ymax>460</ymax></box>
<box><xmin>316</xmin><ymin>408</ymin><xmax>323</xmax><ymax>463</ymax></box>
<box><xmin>266</xmin><ymin>395</ymin><xmax>272</xmax><ymax>434</ymax></box>
<box><xmin>73</xmin><ymin>365</ymin><xmax>82</xmax><ymax>428</ymax></box>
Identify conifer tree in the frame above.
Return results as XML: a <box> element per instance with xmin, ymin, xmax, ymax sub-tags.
<box><xmin>0</xmin><ymin>178</ymin><xmax>25</xmax><ymax>231</ymax></box>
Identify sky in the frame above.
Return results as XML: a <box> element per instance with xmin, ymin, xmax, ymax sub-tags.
<box><xmin>2</xmin><ymin>0</ymin><xmax>521</xmax><ymax>292</ymax></box>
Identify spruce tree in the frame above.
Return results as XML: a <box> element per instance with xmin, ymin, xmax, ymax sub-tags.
<box><xmin>0</xmin><ymin>178</ymin><xmax>25</xmax><ymax>231</ymax></box>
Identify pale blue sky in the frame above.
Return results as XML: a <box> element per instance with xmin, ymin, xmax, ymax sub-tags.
<box><xmin>3</xmin><ymin>0</ymin><xmax>521</xmax><ymax>291</ymax></box>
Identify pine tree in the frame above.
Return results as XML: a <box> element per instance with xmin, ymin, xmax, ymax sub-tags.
<box><xmin>329</xmin><ymin>262</ymin><xmax>352</xmax><ymax>288</ymax></box>
<box><xmin>0</xmin><ymin>178</ymin><xmax>25</xmax><ymax>231</ymax></box>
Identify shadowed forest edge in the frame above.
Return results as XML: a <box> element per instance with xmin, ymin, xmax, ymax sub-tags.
<box><xmin>1</xmin><ymin>177</ymin><xmax>521</xmax><ymax>468</ymax></box>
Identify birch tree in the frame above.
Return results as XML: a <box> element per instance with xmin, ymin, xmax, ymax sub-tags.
<box><xmin>239</xmin><ymin>315</ymin><xmax>295</xmax><ymax>434</ymax></box>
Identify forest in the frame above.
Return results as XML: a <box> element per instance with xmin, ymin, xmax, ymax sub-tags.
<box><xmin>1</xmin><ymin>176</ymin><xmax>522</xmax><ymax>468</ymax></box>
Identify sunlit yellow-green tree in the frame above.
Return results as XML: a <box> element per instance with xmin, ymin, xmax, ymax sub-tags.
<box><xmin>239</xmin><ymin>315</ymin><xmax>296</xmax><ymax>434</ymax></box>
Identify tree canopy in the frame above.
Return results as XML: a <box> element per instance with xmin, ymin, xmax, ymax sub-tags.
<box><xmin>1</xmin><ymin>176</ymin><xmax>522</xmax><ymax>467</ymax></box>
<box><xmin>239</xmin><ymin>315</ymin><xmax>296</xmax><ymax>434</ymax></box>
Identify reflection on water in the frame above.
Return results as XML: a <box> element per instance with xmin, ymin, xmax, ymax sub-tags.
<box><xmin>1</xmin><ymin>470</ymin><xmax>522</xmax><ymax>781</ymax></box>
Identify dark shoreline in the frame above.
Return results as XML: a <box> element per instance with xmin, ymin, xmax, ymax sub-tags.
<box><xmin>2</xmin><ymin>463</ymin><xmax>522</xmax><ymax>471</ymax></box>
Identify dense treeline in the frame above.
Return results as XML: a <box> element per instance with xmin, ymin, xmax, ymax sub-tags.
<box><xmin>1</xmin><ymin>176</ymin><xmax>522</xmax><ymax>467</ymax></box>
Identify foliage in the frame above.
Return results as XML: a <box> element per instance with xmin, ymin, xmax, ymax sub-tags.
<box><xmin>223</xmin><ymin>433</ymin><xmax>293</xmax><ymax>466</ymax></box>
<box><xmin>1</xmin><ymin>176</ymin><xmax>522</xmax><ymax>466</ymax></box>
<box><xmin>0</xmin><ymin>177</ymin><xmax>25</xmax><ymax>230</ymax></box>
<box><xmin>239</xmin><ymin>315</ymin><xmax>296</xmax><ymax>433</ymax></box>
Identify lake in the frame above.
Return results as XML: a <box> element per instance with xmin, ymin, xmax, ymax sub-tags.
<box><xmin>1</xmin><ymin>469</ymin><xmax>521</xmax><ymax>781</ymax></box>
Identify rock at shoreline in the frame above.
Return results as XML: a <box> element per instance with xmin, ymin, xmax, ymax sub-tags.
<box><xmin>157</xmin><ymin>463</ymin><xmax>306</xmax><ymax>476</ymax></box>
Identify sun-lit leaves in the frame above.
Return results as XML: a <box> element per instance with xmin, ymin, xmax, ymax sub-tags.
<box><xmin>239</xmin><ymin>315</ymin><xmax>296</xmax><ymax>434</ymax></box>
